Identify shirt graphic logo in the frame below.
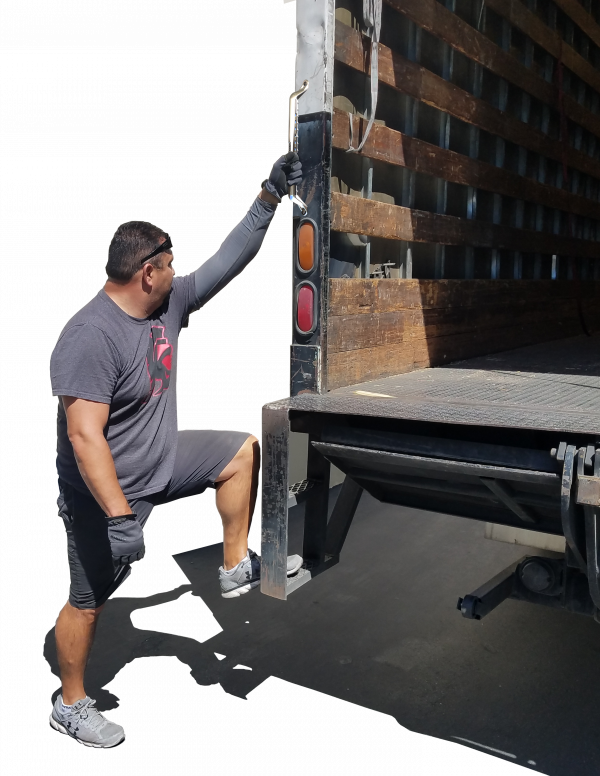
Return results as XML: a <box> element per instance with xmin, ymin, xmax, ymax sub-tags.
<box><xmin>146</xmin><ymin>326</ymin><xmax>172</xmax><ymax>397</ymax></box>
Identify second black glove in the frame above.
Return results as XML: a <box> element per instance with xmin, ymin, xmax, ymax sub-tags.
<box><xmin>107</xmin><ymin>513</ymin><xmax>145</xmax><ymax>566</ymax></box>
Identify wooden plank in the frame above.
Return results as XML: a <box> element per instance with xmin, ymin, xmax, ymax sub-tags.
<box><xmin>384</xmin><ymin>0</ymin><xmax>600</xmax><ymax>139</ymax></box>
<box><xmin>484</xmin><ymin>0</ymin><xmax>600</xmax><ymax>97</ymax></box>
<box><xmin>328</xmin><ymin>301</ymin><xmax>592</xmax><ymax>353</ymax></box>
<box><xmin>328</xmin><ymin>311</ymin><xmax>410</xmax><ymax>352</ymax></box>
<box><xmin>328</xmin><ymin>278</ymin><xmax>592</xmax><ymax>315</ymax></box>
<box><xmin>336</xmin><ymin>278</ymin><xmax>600</xmax><ymax>309</ymax></box>
<box><xmin>333</xmin><ymin>109</ymin><xmax>600</xmax><ymax>221</ymax></box>
<box><xmin>326</xmin><ymin>278</ymin><xmax>600</xmax><ymax>387</ymax></box>
<box><xmin>331</xmin><ymin>191</ymin><xmax>600</xmax><ymax>259</ymax></box>
<box><xmin>327</xmin><ymin>343</ymin><xmax>417</xmax><ymax>388</ymax></box>
<box><xmin>335</xmin><ymin>22</ymin><xmax>600</xmax><ymax>181</ymax></box>
<box><xmin>329</xmin><ymin>283</ymin><xmax>588</xmax><ymax>319</ymax></box>
<box><xmin>326</xmin><ymin>324</ymin><xmax>568</xmax><ymax>388</ymax></box>
<box><xmin>553</xmin><ymin>0</ymin><xmax>600</xmax><ymax>51</ymax></box>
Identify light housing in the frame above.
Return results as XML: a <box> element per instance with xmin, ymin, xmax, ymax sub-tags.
<box><xmin>295</xmin><ymin>281</ymin><xmax>318</xmax><ymax>335</ymax></box>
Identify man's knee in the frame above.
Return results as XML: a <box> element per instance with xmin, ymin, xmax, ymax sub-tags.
<box><xmin>216</xmin><ymin>435</ymin><xmax>260</xmax><ymax>483</ymax></box>
<box><xmin>245</xmin><ymin>434</ymin><xmax>260</xmax><ymax>454</ymax></box>
<box><xmin>234</xmin><ymin>434</ymin><xmax>259</xmax><ymax>461</ymax></box>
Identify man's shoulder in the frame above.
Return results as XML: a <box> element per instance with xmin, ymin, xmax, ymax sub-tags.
<box><xmin>54</xmin><ymin>293</ymin><xmax>115</xmax><ymax>347</ymax></box>
<box><xmin>63</xmin><ymin>291</ymin><xmax>104</xmax><ymax>330</ymax></box>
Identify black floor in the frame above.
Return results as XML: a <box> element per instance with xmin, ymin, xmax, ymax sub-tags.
<box><xmin>45</xmin><ymin>489</ymin><xmax>600</xmax><ymax>774</ymax></box>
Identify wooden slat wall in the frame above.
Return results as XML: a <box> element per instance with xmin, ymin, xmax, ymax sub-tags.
<box><xmin>327</xmin><ymin>0</ymin><xmax>600</xmax><ymax>390</ymax></box>
<box><xmin>327</xmin><ymin>279</ymin><xmax>600</xmax><ymax>389</ymax></box>
<box><xmin>335</xmin><ymin>22</ymin><xmax>600</xmax><ymax>181</ymax></box>
<box><xmin>554</xmin><ymin>0</ymin><xmax>600</xmax><ymax>49</ymax></box>
<box><xmin>483</xmin><ymin>0</ymin><xmax>600</xmax><ymax>94</ymax></box>
<box><xmin>386</xmin><ymin>0</ymin><xmax>600</xmax><ymax>138</ymax></box>
<box><xmin>333</xmin><ymin>110</ymin><xmax>600</xmax><ymax>220</ymax></box>
<box><xmin>331</xmin><ymin>192</ymin><xmax>600</xmax><ymax>257</ymax></box>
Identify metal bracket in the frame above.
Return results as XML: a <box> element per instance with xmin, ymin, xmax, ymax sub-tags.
<box><xmin>458</xmin><ymin>560</ymin><xmax>519</xmax><ymax>620</ymax></box>
<box><xmin>480</xmin><ymin>477</ymin><xmax>537</xmax><ymax>524</ymax></box>
<box><xmin>559</xmin><ymin>442</ymin><xmax>600</xmax><ymax>611</ymax></box>
<box><xmin>582</xmin><ymin>447</ymin><xmax>600</xmax><ymax>609</ymax></box>
<box><xmin>560</xmin><ymin>444</ymin><xmax>587</xmax><ymax>571</ymax></box>
<box><xmin>576</xmin><ymin>475</ymin><xmax>600</xmax><ymax>506</ymax></box>
<box><xmin>458</xmin><ymin>553</ymin><xmax>599</xmax><ymax>621</ymax></box>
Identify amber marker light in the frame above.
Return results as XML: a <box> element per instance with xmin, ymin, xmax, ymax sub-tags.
<box><xmin>297</xmin><ymin>221</ymin><xmax>315</xmax><ymax>272</ymax></box>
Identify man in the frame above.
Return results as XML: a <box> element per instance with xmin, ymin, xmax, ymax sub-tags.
<box><xmin>48</xmin><ymin>153</ymin><xmax>303</xmax><ymax>748</ymax></box>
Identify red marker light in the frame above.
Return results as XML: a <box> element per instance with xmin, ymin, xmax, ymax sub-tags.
<box><xmin>297</xmin><ymin>284</ymin><xmax>314</xmax><ymax>333</ymax></box>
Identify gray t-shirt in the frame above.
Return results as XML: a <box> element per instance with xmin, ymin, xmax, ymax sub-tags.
<box><xmin>51</xmin><ymin>195</ymin><xmax>275</xmax><ymax>499</ymax></box>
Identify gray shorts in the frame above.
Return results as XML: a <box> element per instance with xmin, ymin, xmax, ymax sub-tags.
<box><xmin>57</xmin><ymin>429</ymin><xmax>251</xmax><ymax>609</ymax></box>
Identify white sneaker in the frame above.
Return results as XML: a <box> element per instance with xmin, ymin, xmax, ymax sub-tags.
<box><xmin>50</xmin><ymin>695</ymin><xmax>124</xmax><ymax>748</ymax></box>
<box><xmin>219</xmin><ymin>550</ymin><xmax>303</xmax><ymax>598</ymax></box>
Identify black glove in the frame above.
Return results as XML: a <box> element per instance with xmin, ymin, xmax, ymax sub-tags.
<box><xmin>107</xmin><ymin>513</ymin><xmax>145</xmax><ymax>566</ymax></box>
<box><xmin>262</xmin><ymin>152</ymin><xmax>303</xmax><ymax>201</ymax></box>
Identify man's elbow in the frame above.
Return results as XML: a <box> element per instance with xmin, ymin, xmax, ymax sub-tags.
<box><xmin>67</xmin><ymin>426</ymin><xmax>105</xmax><ymax>454</ymax></box>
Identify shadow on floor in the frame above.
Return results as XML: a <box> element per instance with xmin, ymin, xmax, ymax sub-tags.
<box><xmin>45</xmin><ymin>489</ymin><xmax>600</xmax><ymax>775</ymax></box>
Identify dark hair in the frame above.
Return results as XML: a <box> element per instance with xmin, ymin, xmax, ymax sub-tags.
<box><xmin>106</xmin><ymin>221</ymin><xmax>169</xmax><ymax>282</ymax></box>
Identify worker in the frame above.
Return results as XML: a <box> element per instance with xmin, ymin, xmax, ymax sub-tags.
<box><xmin>48</xmin><ymin>152</ymin><xmax>304</xmax><ymax>748</ymax></box>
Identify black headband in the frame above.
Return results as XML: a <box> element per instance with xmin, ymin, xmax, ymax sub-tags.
<box><xmin>140</xmin><ymin>234</ymin><xmax>172</xmax><ymax>264</ymax></box>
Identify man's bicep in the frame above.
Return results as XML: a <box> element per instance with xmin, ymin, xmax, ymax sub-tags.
<box><xmin>62</xmin><ymin>396</ymin><xmax>110</xmax><ymax>438</ymax></box>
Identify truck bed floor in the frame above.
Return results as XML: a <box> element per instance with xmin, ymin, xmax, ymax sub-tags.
<box><xmin>280</xmin><ymin>335</ymin><xmax>600</xmax><ymax>434</ymax></box>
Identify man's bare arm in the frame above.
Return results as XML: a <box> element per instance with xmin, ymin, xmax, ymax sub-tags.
<box><xmin>62</xmin><ymin>396</ymin><xmax>132</xmax><ymax>517</ymax></box>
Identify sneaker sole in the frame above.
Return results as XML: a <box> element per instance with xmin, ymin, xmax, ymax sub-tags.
<box><xmin>221</xmin><ymin>579</ymin><xmax>260</xmax><ymax>598</ymax></box>
<box><xmin>287</xmin><ymin>557</ymin><xmax>303</xmax><ymax>576</ymax></box>
<box><xmin>49</xmin><ymin>715</ymin><xmax>125</xmax><ymax>748</ymax></box>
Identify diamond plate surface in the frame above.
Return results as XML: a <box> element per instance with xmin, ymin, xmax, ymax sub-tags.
<box><xmin>267</xmin><ymin>335</ymin><xmax>600</xmax><ymax>436</ymax></box>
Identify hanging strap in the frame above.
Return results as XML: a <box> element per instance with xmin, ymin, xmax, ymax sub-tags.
<box><xmin>347</xmin><ymin>0</ymin><xmax>382</xmax><ymax>153</ymax></box>
<box><xmin>555</xmin><ymin>40</ymin><xmax>591</xmax><ymax>336</ymax></box>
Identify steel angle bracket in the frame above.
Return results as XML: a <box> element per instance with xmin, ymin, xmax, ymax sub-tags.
<box><xmin>561</xmin><ymin>443</ymin><xmax>600</xmax><ymax>611</ymax></box>
<box><xmin>575</xmin><ymin>447</ymin><xmax>600</xmax><ymax>609</ymax></box>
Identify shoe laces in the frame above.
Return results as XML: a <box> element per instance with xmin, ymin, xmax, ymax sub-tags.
<box><xmin>73</xmin><ymin>699</ymin><xmax>106</xmax><ymax>733</ymax></box>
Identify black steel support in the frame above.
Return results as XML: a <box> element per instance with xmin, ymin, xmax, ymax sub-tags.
<box><xmin>302</xmin><ymin>436</ymin><xmax>331</xmax><ymax>567</ymax></box>
<box><xmin>561</xmin><ymin>444</ymin><xmax>587</xmax><ymax>570</ymax></box>
<box><xmin>312</xmin><ymin>441</ymin><xmax>559</xmax><ymax>485</ymax></box>
<box><xmin>480</xmin><ymin>477</ymin><xmax>538</xmax><ymax>524</ymax></box>
<box><xmin>458</xmin><ymin>561</ymin><xmax>519</xmax><ymax>620</ymax></box>
<box><xmin>583</xmin><ymin>448</ymin><xmax>600</xmax><ymax>608</ymax></box>
<box><xmin>324</xmin><ymin>477</ymin><xmax>364</xmax><ymax>558</ymax></box>
<box><xmin>459</xmin><ymin>551</ymin><xmax>600</xmax><ymax>622</ymax></box>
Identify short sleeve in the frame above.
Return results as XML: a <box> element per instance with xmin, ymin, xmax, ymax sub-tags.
<box><xmin>50</xmin><ymin>324</ymin><xmax>120</xmax><ymax>403</ymax></box>
<box><xmin>167</xmin><ymin>274</ymin><xmax>196</xmax><ymax>330</ymax></box>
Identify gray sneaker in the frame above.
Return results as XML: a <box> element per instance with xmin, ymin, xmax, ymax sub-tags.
<box><xmin>50</xmin><ymin>695</ymin><xmax>125</xmax><ymax>748</ymax></box>
<box><xmin>219</xmin><ymin>550</ymin><xmax>303</xmax><ymax>598</ymax></box>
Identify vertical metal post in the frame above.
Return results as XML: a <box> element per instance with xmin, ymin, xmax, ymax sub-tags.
<box><xmin>434</xmin><ymin>0</ymin><xmax>455</xmax><ymax>280</ymax></box>
<box><xmin>399</xmin><ymin>242</ymin><xmax>413</xmax><ymax>278</ymax></box>
<box><xmin>360</xmin><ymin>158</ymin><xmax>373</xmax><ymax>278</ymax></box>
<box><xmin>325</xmin><ymin>477</ymin><xmax>364</xmax><ymax>558</ymax></box>
<box><xmin>302</xmin><ymin>435</ymin><xmax>331</xmax><ymax>567</ymax></box>
<box><xmin>261</xmin><ymin>403</ymin><xmax>290</xmax><ymax>600</ymax></box>
<box><xmin>492</xmin><ymin>69</ymin><xmax>506</xmax><ymax>279</ymax></box>
<box><xmin>491</xmin><ymin>23</ymin><xmax>506</xmax><ymax>281</ymax></box>
<box><xmin>401</xmin><ymin>20</ymin><xmax>420</xmax><ymax>279</ymax></box>
<box><xmin>465</xmin><ymin>61</ymin><xmax>482</xmax><ymax>280</ymax></box>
